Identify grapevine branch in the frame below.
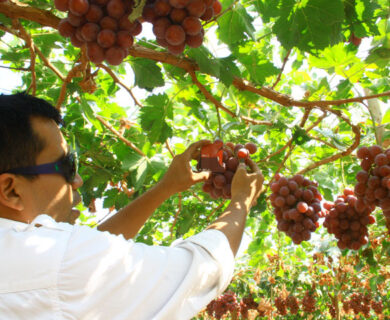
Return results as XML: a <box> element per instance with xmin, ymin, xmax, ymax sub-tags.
<box><xmin>271</xmin><ymin>49</ymin><xmax>292</xmax><ymax>89</ymax></box>
<box><xmin>165</xmin><ymin>140</ymin><xmax>175</xmax><ymax>157</ymax></box>
<box><xmin>96</xmin><ymin>115</ymin><xmax>146</xmax><ymax>156</ymax></box>
<box><xmin>233</xmin><ymin>77</ymin><xmax>390</xmax><ymax>108</ymax></box>
<box><xmin>308</xmin><ymin>134</ymin><xmax>338</xmax><ymax>149</ymax></box>
<box><xmin>0</xmin><ymin>64</ymin><xmax>29</xmax><ymax>71</ymax></box>
<box><xmin>97</xmin><ymin>63</ymin><xmax>142</xmax><ymax>108</ymax></box>
<box><xmin>56</xmin><ymin>46</ymin><xmax>89</xmax><ymax>109</ymax></box>
<box><xmin>189</xmin><ymin>70</ymin><xmax>273</xmax><ymax>126</ymax></box>
<box><xmin>263</xmin><ymin>112</ymin><xmax>328</xmax><ymax>194</ymax></box>
<box><xmin>271</xmin><ymin>110</ymin><xmax>320</xmax><ymax>183</ymax></box>
<box><xmin>0</xmin><ymin>0</ymin><xmax>60</xmax><ymax>28</ymax></box>
<box><xmin>34</xmin><ymin>44</ymin><xmax>65</xmax><ymax>81</ymax></box>
<box><xmin>300</xmin><ymin>107</ymin><xmax>312</xmax><ymax>127</ymax></box>
<box><xmin>0</xmin><ymin>22</ymin><xmax>65</xmax><ymax>80</ymax></box>
<box><xmin>297</xmin><ymin>106</ymin><xmax>361</xmax><ymax>175</ymax></box>
<box><xmin>261</xmin><ymin>112</ymin><xmax>328</xmax><ymax>163</ymax></box>
<box><xmin>189</xmin><ymin>69</ymin><xmax>235</xmax><ymax>117</ymax></box>
<box><xmin>14</xmin><ymin>19</ymin><xmax>36</xmax><ymax>95</ymax></box>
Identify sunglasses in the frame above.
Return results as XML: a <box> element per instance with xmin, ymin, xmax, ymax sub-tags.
<box><xmin>4</xmin><ymin>152</ymin><xmax>77</xmax><ymax>183</ymax></box>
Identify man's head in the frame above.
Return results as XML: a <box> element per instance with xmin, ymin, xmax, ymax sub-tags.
<box><xmin>0</xmin><ymin>92</ymin><xmax>83</xmax><ymax>223</ymax></box>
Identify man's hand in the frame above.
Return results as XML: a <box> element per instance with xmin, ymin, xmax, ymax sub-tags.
<box><xmin>160</xmin><ymin>140</ymin><xmax>212</xmax><ymax>195</ymax></box>
<box><xmin>230</xmin><ymin>158</ymin><xmax>264</xmax><ymax>210</ymax></box>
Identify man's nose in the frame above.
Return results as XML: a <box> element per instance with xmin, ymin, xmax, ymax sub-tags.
<box><xmin>72</xmin><ymin>173</ymin><xmax>83</xmax><ymax>189</ymax></box>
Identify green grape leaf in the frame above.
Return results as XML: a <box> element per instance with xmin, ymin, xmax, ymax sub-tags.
<box><xmin>187</xmin><ymin>47</ymin><xmax>220</xmax><ymax>78</ymax></box>
<box><xmin>273</xmin><ymin>0</ymin><xmax>344</xmax><ymax>52</ymax></box>
<box><xmin>140</xmin><ymin>94</ymin><xmax>173</xmax><ymax>144</ymax></box>
<box><xmin>130</xmin><ymin>58</ymin><xmax>165</xmax><ymax>90</ymax></box>
<box><xmin>217</xmin><ymin>3</ymin><xmax>255</xmax><ymax>45</ymax></box>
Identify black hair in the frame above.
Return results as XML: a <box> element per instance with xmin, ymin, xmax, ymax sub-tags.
<box><xmin>0</xmin><ymin>92</ymin><xmax>63</xmax><ymax>177</ymax></box>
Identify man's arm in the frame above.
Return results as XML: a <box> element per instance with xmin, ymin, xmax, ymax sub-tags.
<box><xmin>97</xmin><ymin>140</ymin><xmax>211</xmax><ymax>239</ymax></box>
<box><xmin>206</xmin><ymin>159</ymin><xmax>263</xmax><ymax>256</ymax></box>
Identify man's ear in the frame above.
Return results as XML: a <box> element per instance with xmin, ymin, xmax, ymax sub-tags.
<box><xmin>0</xmin><ymin>174</ymin><xmax>24</xmax><ymax>211</ymax></box>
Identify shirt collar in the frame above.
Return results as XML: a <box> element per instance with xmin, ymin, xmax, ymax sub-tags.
<box><xmin>0</xmin><ymin>214</ymin><xmax>56</xmax><ymax>232</ymax></box>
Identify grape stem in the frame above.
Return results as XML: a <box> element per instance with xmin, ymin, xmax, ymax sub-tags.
<box><xmin>362</xmin><ymin>99</ymin><xmax>381</xmax><ymax>146</ymax></box>
<box><xmin>271</xmin><ymin>48</ymin><xmax>292</xmax><ymax>90</ymax></box>
<box><xmin>96</xmin><ymin>115</ymin><xmax>146</xmax><ymax>156</ymax></box>
<box><xmin>97</xmin><ymin>63</ymin><xmax>142</xmax><ymax>108</ymax></box>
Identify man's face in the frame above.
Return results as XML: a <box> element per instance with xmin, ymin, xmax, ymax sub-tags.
<box><xmin>23</xmin><ymin>117</ymin><xmax>83</xmax><ymax>223</ymax></box>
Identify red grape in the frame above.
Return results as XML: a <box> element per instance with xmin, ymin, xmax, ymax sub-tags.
<box><xmin>100</xmin><ymin>16</ymin><xmax>118</xmax><ymax>31</ymax></box>
<box><xmin>67</xmin><ymin>12</ymin><xmax>85</xmax><ymax>27</ymax></box>
<box><xmin>212</xmin><ymin>0</ymin><xmax>222</xmax><ymax>15</ymax></box>
<box><xmin>68</xmin><ymin>0</ymin><xmax>89</xmax><ymax>16</ymax></box>
<box><xmin>105</xmin><ymin>46</ymin><xmax>126</xmax><ymax>65</ymax></box>
<box><xmin>116</xmin><ymin>31</ymin><xmax>134</xmax><ymax>48</ymax></box>
<box><xmin>107</xmin><ymin>0</ymin><xmax>126</xmax><ymax>19</ymax></box>
<box><xmin>213</xmin><ymin>174</ymin><xmax>226</xmax><ymax>189</ymax></box>
<box><xmin>244</xmin><ymin>142</ymin><xmax>257</xmax><ymax>154</ymax></box>
<box><xmin>87</xmin><ymin>42</ymin><xmax>105</xmax><ymax>64</ymax></box>
<box><xmin>153</xmin><ymin>17</ymin><xmax>171</xmax><ymax>38</ymax></box>
<box><xmin>186</xmin><ymin>0</ymin><xmax>206</xmax><ymax>17</ymax></box>
<box><xmin>81</xmin><ymin>22</ymin><xmax>100</xmax><ymax>42</ymax></box>
<box><xmin>154</xmin><ymin>0</ymin><xmax>172</xmax><ymax>16</ymax></box>
<box><xmin>97</xmin><ymin>29</ymin><xmax>116</xmax><ymax>48</ymax></box>
<box><xmin>55</xmin><ymin>0</ymin><xmax>69</xmax><ymax>12</ymax></box>
<box><xmin>297</xmin><ymin>202</ymin><xmax>308</xmax><ymax>213</ymax></box>
<box><xmin>185</xmin><ymin>32</ymin><xmax>203</xmax><ymax>48</ymax></box>
<box><xmin>181</xmin><ymin>16</ymin><xmax>202</xmax><ymax>36</ymax></box>
<box><xmin>58</xmin><ymin>19</ymin><xmax>75</xmax><ymax>37</ymax></box>
<box><xmin>170</xmin><ymin>8</ymin><xmax>187</xmax><ymax>23</ymax></box>
<box><xmin>165</xmin><ymin>25</ymin><xmax>185</xmax><ymax>45</ymax></box>
<box><xmin>237</xmin><ymin>148</ymin><xmax>249</xmax><ymax>159</ymax></box>
<box><xmin>143</xmin><ymin>5</ymin><xmax>158</xmax><ymax>22</ymax></box>
<box><xmin>200</xmin><ymin>7</ymin><xmax>214</xmax><ymax>21</ymax></box>
<box><xmin>85</xmin><ymin>4</ymin><xmax>103</xmax><ymax>22</ymax></box>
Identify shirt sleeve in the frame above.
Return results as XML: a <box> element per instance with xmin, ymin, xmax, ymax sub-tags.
<box><xmin>57</xmin><ymin>226</ymin><xmax>235</xmax><ymax>320</ymax></box>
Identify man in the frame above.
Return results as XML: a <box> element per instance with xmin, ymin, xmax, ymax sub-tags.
<box><xmin>0</xmin><ymin>92</ymin><xmax>263</xmax><ymax>319</ymax></box>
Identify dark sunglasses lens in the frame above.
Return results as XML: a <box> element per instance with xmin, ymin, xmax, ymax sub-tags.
<box><xmin>61</xmin><ymin>154</ymin><xmax>76</xmax><ymax>182</ymax></box>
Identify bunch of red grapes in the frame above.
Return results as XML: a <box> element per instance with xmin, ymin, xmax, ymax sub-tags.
<box><xmin>354</xmin><ymin>145</ymin><xmax>390</xmax><ymax>230</ymax></box>
<box><xmin>274</xmin><ymin>295</ymin><xmax>300</xmax><ymax>316</ymax></box>
<box><xmin>55</xmin><ymin>0</ymin><xmax>142</xmax><ymax>65</ymax></box>
<box><xmin>343</xmin><ymin>292</ymin><xmax>373</xmax><ymax>318</ymax></box>
<box><xmin>274</xmin><ymin>297</ymin><xmax>287</xmax><ymax>315</ymax></box>
<box><xmin>323</xmin><ymin>188</ymin><xmax>376</xmax><ymax>250</ymax></box>
<box><xmin>270</xmin><ymin>173</ymin><xmax>326</xmax><ymax>244</ymax></box>
<box><xmin>286</xmin><ymin>295</ymin><xmax>299</xmax><ymax>315</ymax></box>
<box><xmin>239</xmin><ymin>295</ymin><xmax>258</xmax><ymax>319</ymax></box>
<box><xmin>200</xmin><ymin>141</ymin><xmax>257</xmax><ymax>200</ymax></box>
<box><xmin>142</xmin><ymin>0</ymin><xmax>222</xmax><ymax>55</ymax></box>
<box><xmin>301</xmin><ymin>291</ymin><xmax>316</xmax><ymax>313</ymax></box>
<box><xmin>206</xmin><ymin>291</ymin><xmax>239</xmax><ymax>319</ymax></box>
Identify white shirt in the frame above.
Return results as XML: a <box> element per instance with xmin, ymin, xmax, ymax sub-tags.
<box><xmin>0</xmin><ymin>214</ymin><xmax>235</xmax><ymax>320</ymax></box>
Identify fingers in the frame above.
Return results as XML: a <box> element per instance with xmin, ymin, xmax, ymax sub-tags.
<box><xmin>244</xmin><ymin>159</ymin><xmax>264</xmax><ymax>185</ymax></box>
<box><xmin>185</xmin><ymin>139</ymin><xmax>211</xmax><ymax>160</ymax></box>
<box><xmin>192</xmin><ymin>170</ymin><xmax>211</xmax><ymax>182</ymax></box>
<box><xmin>245</xmin><ymin>158</ymin><xmax>261</xmax><ymax>173</ymax></box>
